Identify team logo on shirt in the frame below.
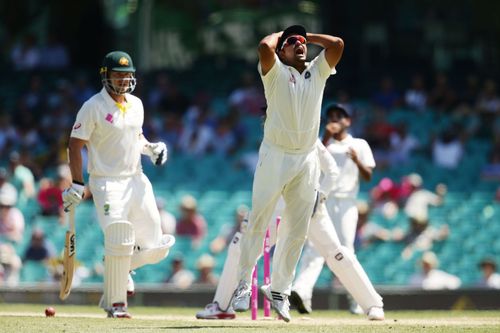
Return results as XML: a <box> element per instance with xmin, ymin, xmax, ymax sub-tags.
<box><xmin>305</xmin><ymin>71</ymin><xmax>311</xmax><ymax>79</ymax></box>
<box><xmin>73</xmin><ymin>123</ymin><xmax>81</xmax><ymax>130</ymax></box>
<box><xmin>105</xmin><ymin>113</ymin><xmax>114</xmax><ymax>123</ymax></box>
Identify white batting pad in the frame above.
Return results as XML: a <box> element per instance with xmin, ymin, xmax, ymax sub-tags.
<box><xmin>214</xmin><ymin>232</ymin><xmax>242</xmax><ymax>310</ymax></box>
<box><xmin>103</xmin><ymin>221</ymin><xmax>135</xmax><ymax>309</ymax></box>
<box><xmin>130</xmin><ymin>234</ymin><xmax>175</xmax><ymax>270</ymax></box>
<box><xmin>325</xmin><ymin>245</ymin><xmax>383</xmax><ymax>312</ymax></box>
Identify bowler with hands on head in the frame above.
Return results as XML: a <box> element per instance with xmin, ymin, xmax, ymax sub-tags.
<box><xmin>231</xmin><ymin>25</ymin><xmax>344</xmax><ymax>322</ymax></box>
<box><xmin>62</xmin><ymin>51</ymin><xmax>175</xmax><ymax>318</ymax></box>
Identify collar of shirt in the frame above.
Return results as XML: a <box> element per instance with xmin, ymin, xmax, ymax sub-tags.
<box><xmin>100</xmin><ymin>88</ymin><xmax>130</xmax><ymax>114</ymax></box>
<box><xmin>334</xmin><ymin>133</ymin><xmax>353</xmax><ymax>145</ymax></box>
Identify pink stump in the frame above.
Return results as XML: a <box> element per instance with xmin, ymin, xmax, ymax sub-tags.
<box><xmin>251</xmin><ymin>266</ymin><xmax>258</xmax><ymax>320</ymax></box>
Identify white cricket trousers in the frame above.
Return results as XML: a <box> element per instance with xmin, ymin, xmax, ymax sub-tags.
<box><xmin>89</xmin><ymin>173</ymin><xmax>163</xmax><ymax>254</ymax></box>
<box><xmin>294</xmin><ymin>202</ymin><xmax>383</xmax><ymax>312</ymax></box>
<box><xmin>293</xmin><ymin>196</ymin><xmax>358</xmax><ymax>300</ymax></box>
<box><xmin>238</xmin><ymin>142</ymin><xmax>320</xmax><ymax>295</ymax></box>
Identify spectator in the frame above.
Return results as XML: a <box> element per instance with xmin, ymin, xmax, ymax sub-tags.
<box><xmin>409</xmin><ymin>251</ymin><xmax>461</xmax><ymax>290</ymax></box>
<box><xmin>477</xmin><ymin>258</ymin><xmax>500</xmax><ymax>289</ymax></box>
<box><xmin>480</xmin><ymin>138</ymin><xmax>500</xmax><ymax>180</ymax></box>
<box><xmin>427</xmin><ymin>73</ymin><xmax>457</xmax><ymax>112</ymax></box>
<box><xmin>23</xmin><ymin>229</ymin><xmax>56</xmax><ymax>262</ymax></box>
<box><xmin>157</xmin><ymin>197</ymin><xmax>176</xmax><ymax>235</ymax></box>
<box><xmin>0</xmin><ymin>168</ymin><xmax>16</xmax><ymax>199</ymax></box>
<box><xmin>388</xmin><ymin>124</ymin><xmax>420</xmax><ymax>165</ymax></box>
<box><xmin>371</xmin><ymin>76</ymin><xmax>401</xmax><ymax>109</ymax></box>
<box><xmin>370</xmin><ymin>177</ymin><xmax>399</xmax><ymax>215</ymax></box>
<box><xmin>0</xmin><ymin>242</ymin><xmax>22</xmax><ymax>286</ymax></box>
<box><xmin>165</xmin><ymin>256</ymin><xmax>195</xmax><ymax>289</ymax></box>
<box><xmin>0</xmin><ymin>113</ymin><xmax>17</xmax><ymax>155</ymax></box>
<box><xmin>227</xmin><ymin>71</ymin><xmax>265</xmax><ymax>116</ymax></box>
<box><xmin>363</xmin><ymin>107</ymin><xmax>396</xmax><ymax>169</ymax></box>
<box><xmin>394</xmin><ymin>215</ymin><xmax>449</xmax><ymax>260</ymax></box>
<box><xmin>476</xmin><ymin>79</ymin><xmax>500</xmax><ymax>114</ymax></box>
<box><xmin>10</xmin><ymin>34</ymin><xmax>40</xmax><ymax>70</ymax></box>
<box><xmin>404</xmin><ymin>74</ymin><xmax>428</xmax><ymax>111</ymax></box>
<box><xmin>397</xmin><ymin>173</ymin><xmax>423</xmax><ymax>207</ymax></box>
<box><xmin>210</xmin><ymin>204</ymin><xmax>248</xmax><ymax>254</ymax></box>
<box><xmin>209</xmin><ymin>116</ymin><xmax>237</xmax><ymax>156</ymax></box>
<box><xmin>175</xmin><ymin>195</ymin><xmax>207</xmax><ymax>248</ymax></box>
<box><xmin>39</xmin><ymin>33</ymin><xmax>70</xmax><ymax>69</ymax></box>
<box><xmin>177</xmin><ymin>107</ymin><xmax>215</xmax><ymax>156</ymax></box>
<box><xmin>195</xmin><ymin>254</ymin><xmax>218</xmax><ymax>286</ymax></box>
<box><xmin>0</xmin><ymin>183</ymin><xmax>24</xmax><ymax>243</ymax></box>
<box><xmin>404</xmin><ymin>182</ymin><xmax>447</xmax><ymax>222</ymax></box>
<box><xmin>8</xmin><ymin>151</ymin><xmax>36</xmax><ymax>206</ymax></box>
<box><xmin>432</xmin><ymin>129</ymin><xmax>464</xmax><ymax>169</ymax></box>
<box><xmin>37</xmin><ymin>175</ymin><xmax>68</xmax><ymax>220</ymax></box>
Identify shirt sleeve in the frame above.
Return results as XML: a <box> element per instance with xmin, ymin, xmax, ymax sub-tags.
<box><xmin>359</xmin><ymin>139</ymin><xmax>376</xmax><ymax>168</ymax></box>
<box><xmin>70</xmin><ymin>101</ymin><xmax>95</xmax><ymax>141</ymax></box>
<box><xmin>317</xmin><ymin>139</ymin><xmax>339</xmax><ymax>195</ymax></box>
<box><xmin>258</xmin><ymin>53</ymin><xmax>282</xmax><ymax>91</ymax></box>
<box><xmin>313</xmin><ymin>50</ymin><xmax>337</xmax><ymax>80</ymax></box>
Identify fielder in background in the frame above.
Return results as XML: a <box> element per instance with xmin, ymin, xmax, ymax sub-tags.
<box><xmin>63</xmin><ymin>51</ymin><xmax>175</xmax><ymax>318</ymax></box>
<box><xmin>231</xmin><ymin>25</ymin><xmax>344</xmax><ymax>322</ymax></box>
<box><xmin>291</xmin><ymin>103</ymin><xmax>384</xmax><ymax>319</ymax></box>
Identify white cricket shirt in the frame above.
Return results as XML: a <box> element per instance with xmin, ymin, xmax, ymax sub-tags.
<box><xmin>70</xmin><ymin>88</ymin><xmax>144</xmax><ymax>177</ymax></box>
<box><xmin>259</xmin><ymin>50</ymin><xmax>335</xmax><ymax>152</ymax></box>
<box><xmin>326</xmin><ymin>134</ymin><xmax>375</xmax><ymax>198</ymax></box>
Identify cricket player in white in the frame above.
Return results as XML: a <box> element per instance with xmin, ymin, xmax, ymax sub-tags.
<box><xmin>231</xmin><ymin>25</ymin><xmax>344</xmax><ymax>322</ymax></box>
<box><xmin>197</xmin><ymin>140</ymin><xmax>337</xmax><ymax>319</ymax></box>
<box><xmin>197</xmin><ymin>137</ymin><xmax>384</xmax><ymax>320</ymax></box>
<box><xmin>291</xmin><ymin>104</ymin><xmax>384</xmax><ymax>319</ymax></box>
<box><xmin>62</xmin><ymin>51</ymin><xmax>175</xmax><ymax>318</ymax></box>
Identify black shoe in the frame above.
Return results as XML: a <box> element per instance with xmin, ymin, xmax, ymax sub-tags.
<box><xmin>289</xmin><ymin>291</ymin><xmax>312</xmax><ymax>314</ymax></box>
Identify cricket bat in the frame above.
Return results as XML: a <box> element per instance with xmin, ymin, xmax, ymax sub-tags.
<box><xmin>59</xmin><ymin>207</ymin><xmax>76</xmax><ymax>300</ymax></box>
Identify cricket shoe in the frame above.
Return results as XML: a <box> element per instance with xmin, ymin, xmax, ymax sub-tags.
<box><xmin>231</xmin><ymin>280</ymin><xmax>251</xmax><ymax>312</ymax></box>
<box><xmin>196</xmin><ymin>302</ymin><xmax>236</xmax><ymax>320</ymax></box>
<box><xmin>127</xmin><ymin>272</ymin><xmax>135</xmax><ymax>296</ymax></box>
<box><xmin>260</xmin><ymin>284</ymin><xmax>291</xmax><ymax>322</ymax></box>
<box><xmin>349</xmin><ymin>303</ymin><xmax>364</xmax><ymax>315</ymax></box>
<box><xmin>367</xmin><ymin>306</ymin><xmax>385</xmax><ymax>321</ymax></box>
<box><xmin>106</xmin><ymin>302</ymin><xmax>132</xmax><ymax>318</ymax></box>
<box><xmin>289</xmin><ymin>290</ymin><xmax>312</xmax><ymax>314</ymax></box>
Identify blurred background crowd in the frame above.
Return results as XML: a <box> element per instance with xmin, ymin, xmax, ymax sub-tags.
<box><xmin>0</xmin><ymin>1</ymin><xmax>499</xmax><ymax>291</ymax></box>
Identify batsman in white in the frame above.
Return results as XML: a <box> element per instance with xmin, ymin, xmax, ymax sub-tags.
<box><xmin>62</xmin><ymin>51</ymin><xmax>175</xmax><ymax>318</ymax></box>
<box><xmin>231</xmin><ymin>25</ymin><xmax>344</xmax><ymax>322</ymax></box>
<box><xmin>197</xmin><ymin>140</ymin><xmax>337</xmax><ymax>320</ymax></box>
<box><xmin>290</xmin><ymin>103</ymin><xmax>384</xmax><ymax>319</ymax></box>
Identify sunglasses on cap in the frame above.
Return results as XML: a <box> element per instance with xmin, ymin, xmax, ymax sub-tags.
<box><xmin>281</xmin><ymin>35</ymin><xmax>307</xmax><ymax>50</ymax></box>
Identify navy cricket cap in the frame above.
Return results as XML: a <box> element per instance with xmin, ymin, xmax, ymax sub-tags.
<box><xmin>277</xmin><ymin>25</ymin><xmax>307</xmax><ymax>51</ymax></box>
<box><xmin>325</xmin><ymin>103</ymin><xmax>352</xmax><ymax>118</ymax></box>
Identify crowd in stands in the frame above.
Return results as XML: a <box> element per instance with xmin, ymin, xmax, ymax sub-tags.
<box><xmin>0</xmin><ymin>33</ymin><xmax>499</xmax><ymax>289</ymax></box>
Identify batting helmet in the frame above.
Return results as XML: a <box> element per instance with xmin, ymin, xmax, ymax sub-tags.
<box><xmin>100</xmin><ymin>51</ymin><xmax>136</xmax><ymax>95</ymax></box>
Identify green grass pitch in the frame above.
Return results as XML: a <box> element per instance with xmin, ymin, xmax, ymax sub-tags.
<box><xmin>0</xmin><ymin>304</ymin><xmax>499</xmax><ymax>333</ymax></box>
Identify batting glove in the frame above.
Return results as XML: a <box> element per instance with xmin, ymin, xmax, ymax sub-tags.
<box><xmin>145</xmin><ymin>142</ymin><xmax>168</xmax><ymax>166</ymax></box>
<box><xmin>62</xmin><ymin>182</ymin><xmax>85</xmax><ymax>212</ymax></box>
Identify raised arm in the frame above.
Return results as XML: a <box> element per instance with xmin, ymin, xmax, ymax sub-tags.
<box><xmin>306</xmin><ymin>33</ymin><xmax>344</xmax><ymax>68</ymax></box>
<box><xmin>258</xmin><ymin>32</ymin><xmax>281</xmax><ymax>76</ymax></box>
